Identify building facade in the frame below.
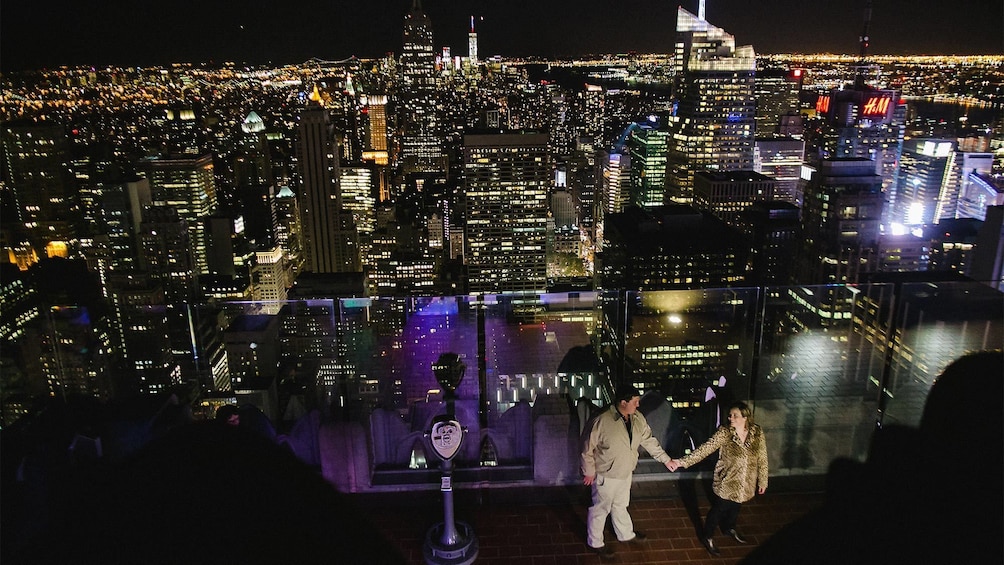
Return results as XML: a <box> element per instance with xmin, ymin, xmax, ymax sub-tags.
<box><xmin>464</xmin><ymin>132</ymin><xmax>550</xmax><ymax>295</ymax></box>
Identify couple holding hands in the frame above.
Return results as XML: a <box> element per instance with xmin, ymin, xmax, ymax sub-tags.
<box><xmin>581</xmin><ymin>385</ymin><xmax>768</xmax><ymax>558</ymax></box>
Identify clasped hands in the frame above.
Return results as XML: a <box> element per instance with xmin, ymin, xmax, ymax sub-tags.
<box><xmin>665</xmin><ymin>459</ymin><xmax>682</xmax><ymax>472</ymax></box>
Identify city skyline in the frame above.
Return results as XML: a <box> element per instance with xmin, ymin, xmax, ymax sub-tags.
<box><xmin>2</xmin><ymin>0</ymin><xmax>1002</xmax><ymax>71</ymax></box>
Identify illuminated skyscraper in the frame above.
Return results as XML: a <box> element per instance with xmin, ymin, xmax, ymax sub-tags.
<box><xmin>799</xmin><ymin>158</ymin><xmax>884</xmax><ymax>284</ymax></box>
<box><xmin>235</xmin><ymin>111</ymin><xmax>275</xmax><ymax>248</ymax></box>
<box><xmin>893</xmin><ymin>139</ymin><xmax>955</xmax><ymax>227</ymax></box>
<box><xmin>271</xmin><ymin>185</ymin><xmax>300</xmax><ymax>260</ymax></box>
<box><xmin>100</xmin><ymin>175</ymin><xmax>151</xmax><ymax>272</ymax></box>
<box><xmin>807</xmin><ymin>86</ymin><xmax>905</xmax><ymax>221</ymax></box>
<box><xmin>362</xmin><ymin>94</ymin><xmax>389</xmax><ymax>153</ymax></box>
<box><xmin>939</xmin><ymin>152</ymin><xmax>993</xmax><ymax>221</ymax></box>
<box><xmin>252</xmin><ymin>246</ymin><xmax>290</xmax><ymax>314</ymax></box>
<box><xmin>577</xmin><ymin>85</ymin><xmax>605</xmax><ymax>143</ymax></box>
<box><xmin>693</xmin><ymin>170</ymin><xmax>774</xmax><ymax>229</ymax></box>
<box><xmin>360</xmin><ymin>94</ymin><xmax>391</xmax><ymax>202</ymax></box>
<box><xmin>627</xmin><ymin>119</ymin><xmax>670</xmax><ymax>208</ymax></box>
<box><xmin>296</xmin><ymin>103</ymin><xmax>360</xmax><ymax>274</ymax></box>
<box><xmin>40</xmin><ymin>304</ymin><xmax>117</xmax><ymax>401</ymax></box>
<box><xmin>464</xmin><ymin>132</ymin><xmax>549</xmax><ymax>295</ymax></box>
<box><xmin>805</xmin><ymin>0</ymin><xmax>905</xmax><ymax>226</ymax></box>
<box><xmin>754</xmin><ymin>137</ymin><xmax>805</xmax><ymax>205</ymax></box>
<box><xmin>754</xmin><ymin>68</ymin><xmax>802</xmax><ymax>135</ymax></box>
<box><xmin>1</xmin><ymin>121</ymin><xmax>80</xmax><ymax>260</ymax></box>
<box><xmin>138</xmin><ymin>205</ymin><xmax>195</xmax><ymax>303</ymax></box>
<box><xmin>399</xmin><ymin>0</ymin><xmax>444</xmax><ymax>172</ymax></box>
<box><xmin>143</xmin><ymin>154</ymin><xmax>218</xmax><ymax>275</ymax></box>
<box><xmin>106</xmin><ymin>272</ymin><xmax>178</xmax><ymax>395</ymax></box>
<box><xmin>339</xmin><ymin>165</ymin><xmax>376</xmax><ymax>268</ymax></box>
<box><xmin>738</xmin><ymin>200</ymin><xmax>801</xmax><ymax>285</ymax></box>
<box><xmin>600</xmin><ymin>205</ymin><xmax>749</xmax><ymax>290</ymax></box>
<box><xmin>70</xmin><ymin>143</ymin><xmax>119</xmax><ymax>239</ymax></box>
<box><xmin>666</xmin><ymin>6</ymin><xmax>756</xmax><ymax>201</ymax></box>
<box><xmin>594</xmin><ymin>150</ymin><xmax>631</xmax><ymax>253</ymax></box>
<box><xmin>598</xmin><ymin>151</ymin><xmax>631</xmax><ymax>216</ymax></box>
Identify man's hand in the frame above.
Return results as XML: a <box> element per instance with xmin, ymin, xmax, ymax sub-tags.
<box><xmin>666</xmin><ymin>459</ymin><xmax>680</xmax><ymax>472</ymax></box>
<box><xmin>583</xmin><ymin>475</ymin><xmax>595</xmax><ymax>486</ymax></box>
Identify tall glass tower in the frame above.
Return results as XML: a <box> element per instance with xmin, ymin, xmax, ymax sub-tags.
<box><xmin>143</xmin><ymin>153</ymin><xmax>218</xmax><ymax>275</ymax></box>
<box><xmin>666</xmin><ymin>6</ymin><xmax>756</xmax><ymax>202</ymax></box>
<box><xmin>627</xmin><ymin>120</ymin><xmax>670</xmax><ymax>208</ymax></box>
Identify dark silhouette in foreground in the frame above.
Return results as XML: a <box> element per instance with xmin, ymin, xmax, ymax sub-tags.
<box><xmin>32</xmin><ymin>422</ymin><xmax>406</xmax><ymax>564</ymax></box>
<box><xmin>741</xmin><ymin>350</ymin><xmax>1004</xmax><ymax>565</ymax></box>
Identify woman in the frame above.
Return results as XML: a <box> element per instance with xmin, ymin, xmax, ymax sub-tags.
<box><xmin>669</xmin><ymin>401</ymin><xmax>768</xmax><ymax>556</ymax></box>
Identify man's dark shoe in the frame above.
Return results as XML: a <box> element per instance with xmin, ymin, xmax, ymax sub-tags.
<box><xmin>726</xmin><ymin>528</ymin><xmax>748</xmax><ymax>544</ymax></box>
<box><xmin>704</xmin><ymin>537</ymin><xmax>721</xmax><ymax>556</ymax></box>
<box><xmin>629</xmin><ymin>530</ymin><xmax>647</xmax><ymax>542</ymax></box>
<box><xmin>588</xmin><ymin>545</ymin><xmax>615</xmax><ymax>557</ymax></box>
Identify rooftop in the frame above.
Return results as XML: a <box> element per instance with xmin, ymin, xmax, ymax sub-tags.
<box><xmin>362</xmin><ymin>483</ymin><xmax>825</xmax><ymax>564</ymax></box>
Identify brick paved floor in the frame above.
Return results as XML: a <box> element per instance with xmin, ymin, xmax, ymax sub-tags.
<box><xmin>359</xmin><ymin>482</ymin><xmax>825</xmax><ymax>564</ymax></box>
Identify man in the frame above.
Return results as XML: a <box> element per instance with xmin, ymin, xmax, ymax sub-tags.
<box><xmin>581</xmin><ymin>384</ymin><xmax>673</xmax><ymax>558</ymax></box>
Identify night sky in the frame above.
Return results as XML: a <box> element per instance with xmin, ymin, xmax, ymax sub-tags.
<box><xmin>2</xmin><ymin>0</ymin><xmax>1002</xmax><ymax>71</ymax></box>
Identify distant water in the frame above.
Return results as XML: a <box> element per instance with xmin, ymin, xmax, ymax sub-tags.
<box><xmin>906</xmin><ymin>100</ymin><xmax>1002</xmax><ymax>127</ymax></box>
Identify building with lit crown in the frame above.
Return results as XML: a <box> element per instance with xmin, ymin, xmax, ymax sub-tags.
<box><xmin>666</xmin><ymin>6</ymin><xmax>756</xmax><ymax>202</ymax></box>
<box><xmin>806</xmin><ymin>83</ymin><xmax>905</xmax><ymax>224</ymax></box>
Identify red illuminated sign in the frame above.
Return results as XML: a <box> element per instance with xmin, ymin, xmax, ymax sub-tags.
<box><xmin>861</xmin><ymin>95</ymin><xmax>891</xmax><ymax>117</ymax></box>
<box><xmin>815</xmin><ymin>94</ymin><xmax>830</xmax><ymax>114</ymax></box>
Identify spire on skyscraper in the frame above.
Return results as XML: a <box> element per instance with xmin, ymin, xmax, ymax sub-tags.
<box><xmin>309</xmin><ymin>83</ymin><xmax>323</xmax><ymax>105</ymax></box>
<box><xmin>468</xmin><ymin>14</ymin><xmax>479</xmax><ymax>65</ymax></box>
<box><xmin>409</xmin><ymin>0</ymin><xmax>427</xmax><ymax>19</ymax></box>
<box><xmin>855</xmin><ymin>0</ymin><xmax>874</xmax><ymax>89</ymax></box>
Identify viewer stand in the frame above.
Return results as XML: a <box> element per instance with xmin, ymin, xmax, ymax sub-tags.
<box><xmin>423</xmin><ymin>353</ymin><xmax>479</xmax><ymax>565</ymax></box>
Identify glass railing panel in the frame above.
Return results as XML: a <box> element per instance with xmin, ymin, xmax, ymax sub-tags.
<box><xmin>190</xmin><ymin>299</ymin><xmax>339</xmax><ymax>422</ymax></box>
<box><xmin>619</xmin><ymin>288</ymin><xmax>760</xmax><ymax>466</ymax></box>
<box><xmin>338</xmin><ymin>292</ymin><xmax>603</xmax><ymax>474</ymax></box>
<box><xmin>880</xmin><ymin>280</ymin><xmax>1004</xmax><ymax>428</ymax></box>
<box><xmin>755</xmin><ymin>283</ymin><xmax>895</xmax><ymax>476</ymax></box>
<box><xmin>179</xmin><ymin>281</ymin><xmax>1000</xmax><ymax>486</ymax></box>
<box><xmin>481</xmin><ymin>291</ymin><xmax>603</xmax><ymax>420</ymax></box>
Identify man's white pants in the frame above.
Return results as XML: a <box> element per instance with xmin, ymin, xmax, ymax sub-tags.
<box><xmin>587</xmin><ymin>474</ymin><xmax>634</xmax><ymax>548</ymax></box>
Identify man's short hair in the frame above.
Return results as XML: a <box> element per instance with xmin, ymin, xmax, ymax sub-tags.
<box><xmin>615</xmin><ymin>384</ymin><xmax>641</xmax><ymax>404</ymax></box>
